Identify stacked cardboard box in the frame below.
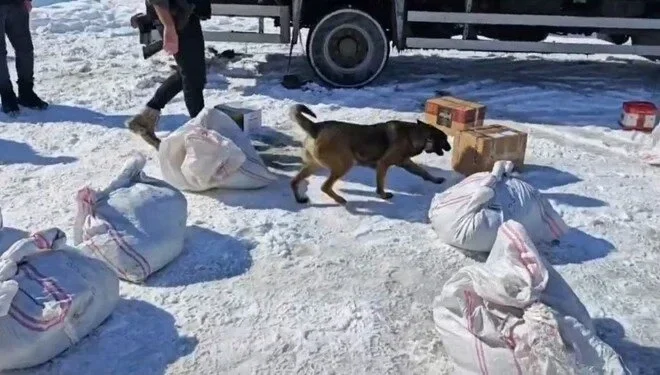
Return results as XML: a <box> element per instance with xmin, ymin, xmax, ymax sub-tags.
<box><xmin>423</xmin><ymin>96</ymin><xmax>486</xmax><ymax>136</ymax></box>
<box><xmin>422</xmin><ymin>96</ymin><xmax>528</xmax><ymax>176</ymax></box>
<box><xmin>452</xmin><ymin>125</ymin><xmax>528</xmax><ymax>176</ymax></box>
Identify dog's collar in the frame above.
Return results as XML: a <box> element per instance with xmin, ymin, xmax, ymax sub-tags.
<box><xmin>425</xmin><ymin>139</ymin><xmax>434</xmax><ymax>152</ymax></box>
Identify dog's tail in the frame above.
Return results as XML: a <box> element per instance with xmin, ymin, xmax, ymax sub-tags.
<box><xmin>289</xmin><ymin>104</ymin><xmax>321</xmax><ymax>138</ymax></box>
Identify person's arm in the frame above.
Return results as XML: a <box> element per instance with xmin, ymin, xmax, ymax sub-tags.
<box><xmin>149</xmin><ymin>0</ymin><xmax>179</xmax><ymax>55</ymax></box>
<box><xmin>150</xmin><ymin>0</ymin><xmax>176</xmax><ymax>30</ymax></box>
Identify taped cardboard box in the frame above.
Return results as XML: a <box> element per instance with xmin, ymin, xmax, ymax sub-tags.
<box><xmin>214</xmin><ymin>103</ymin><xmax>262</xmax><ymax>134</ymax></box>
<box><xmin>452</xmin><ymin>125</ymin><xmax>527</xmax><ymax>176</ymax></box>
<box><xmin>424</xmin><ymin>96</ymin><xmax>486</xmax><ymax>136</ymax></box>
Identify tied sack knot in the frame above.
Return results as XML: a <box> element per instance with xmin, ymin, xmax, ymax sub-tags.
<box><xmin>76</xmin><ymin>187</ymin><xmax>97</xmax><ymax>218</ymax></box>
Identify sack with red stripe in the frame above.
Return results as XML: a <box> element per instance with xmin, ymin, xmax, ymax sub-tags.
<box><xmin>428</xmin><ymin>160</ymin><xmax>568</xmax><ymax>253</ymax></box>
<box><xmin>0</xmin><ymin>228</ymin><xmax>119</xmax><ymax>371</ymax></box>
<box><xmin>433</xmin><ymin>220</ymin><xmax>628</xmax><ymax>375</ymax></box>
<box><xmin>159</xmin><ymin>107</ymin><xmax>276</xmax><ymax>191</ymax></box>
<box><xmin>73</xmin><ymin>153</ymin><xmax>188</xmax><ymax>283</ymax></box>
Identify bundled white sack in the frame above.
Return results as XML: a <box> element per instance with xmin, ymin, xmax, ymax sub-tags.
<box><xmin>159</xmin><ymin>106</ymin><xmax>277</xmax><ymax>191</ymax></box>
<box><xmin>433</xmin><ymin>220</ymin><xmax>628</xmax><ymax>375</ymax></box>
<box><xmin>0</xmin><ymin>228</ymin><xmax>119</xmax><ymax>371</ymax></box>
<box><xmin>73</xmin><ymin>153</ymin><xmax>188</xmax><ymax>283</ymax></box>
<box><xmin>429</xmin><ymin>160</ymin><xmax>568</xmax><ymax>253</ymax></box>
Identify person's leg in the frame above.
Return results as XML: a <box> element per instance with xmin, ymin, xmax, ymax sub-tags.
<box><xmin>146</xmin><ymin>71</ymin><xmax>183</xmax><ymax>111</ymax></box>
<box><xmin>174</xmin><ymin>16</ymin><xmax>206</xmax><ymax>118</ymax></box>
<box><xmin>127</xmin><ymin>15</ymin><xmax>206</xmax><ymax>148</ymax></box>
<box><xmin>0</xmin><ymin>5</ymin><xmax>19</xmax><ymax>116</ymax></box>
<box><xmin>5</xmin><ymin>3</ymin><xmax>47</xmax><ymax>110</ymax></box>
<box><xmin>126</xmin><ymin>57</ymin><xmax>183</xmax><ymax>149</ymax></box>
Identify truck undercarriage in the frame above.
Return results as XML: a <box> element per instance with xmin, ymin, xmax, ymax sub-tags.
<box><xmin>201</xmin><ymin>0</ymin><xmax>660</xmax><ymax>87</ymax></box>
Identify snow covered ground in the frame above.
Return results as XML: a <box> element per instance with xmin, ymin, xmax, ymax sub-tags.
<box><xmin>1</xmin><ymin>0</ymin><xmax>660</xmax><ymax>374</ymax></box>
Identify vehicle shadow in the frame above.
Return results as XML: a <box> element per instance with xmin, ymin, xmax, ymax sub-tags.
<box><xmin>245</xmin><ymin>53</ymin><xmax>659</xmax><ymax>129</ymax></box>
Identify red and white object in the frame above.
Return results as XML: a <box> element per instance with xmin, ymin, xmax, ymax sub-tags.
<box><xmin>73</xmin><ymin>153</ymin><xmax>188</xmax><ymax>283</ymax></box>
<box><xmin>433</xmin><ymin>220</ymin><xmax>628</xmax><ymax>375</ymax></box>
<box><xmin>0</xmin><ymin>228</ymin><xmax>119</xmax><ymax>371</ymax></box>
<box><xmin>428</xmin><ymin>160</ymin><xmax>568</xmax><ymax>253</ymax></box>
<box><xmin>619</xmin><ymin>101</ymin><xmax>657</xmax><ymax>132</ymax></box>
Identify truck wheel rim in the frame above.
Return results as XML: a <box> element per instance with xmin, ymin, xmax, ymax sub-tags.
<box><xmin>323</xmin><ymin>25</ymin><xmax>372</xmax><ymax>72</ymax></box>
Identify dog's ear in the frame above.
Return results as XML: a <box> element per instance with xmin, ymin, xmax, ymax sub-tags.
<box><xmin>417</xmin><ymin>119</ymin><xmax>427</xmax><ymax>127</ymax></box>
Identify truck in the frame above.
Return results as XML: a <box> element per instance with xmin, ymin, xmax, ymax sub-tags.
<box><xmin>199</xmin><ymin>0</ymin><xmax>660</xmax><ymax>88</ymax></box>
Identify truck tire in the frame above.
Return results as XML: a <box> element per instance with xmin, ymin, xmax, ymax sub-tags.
<box><xmin>306</xmin><ymin>8</ymin><xmax>390</xmax><ymax>88</ymax></box>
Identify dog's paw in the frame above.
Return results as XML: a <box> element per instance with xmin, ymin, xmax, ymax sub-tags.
<box><xmin>379</xmin><ymin>191</ymin><xmax>394</xmax><ymax>200</ymax></box>
<box><xmin>295</xmin><ymin>196</ymin><xmax>310</xmax><ymax>204</ymax></box>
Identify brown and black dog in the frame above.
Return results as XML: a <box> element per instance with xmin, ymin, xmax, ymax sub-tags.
<box><xmin>289</xmin><ymin>104</ymin><xmax>451</xmax><ymax>205</ymax></box>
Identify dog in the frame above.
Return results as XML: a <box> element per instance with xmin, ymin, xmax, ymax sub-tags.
<box><xmin>289</xmin><ymin>104</ymin><xmax>451</xmax><ymax>205</ymax></box>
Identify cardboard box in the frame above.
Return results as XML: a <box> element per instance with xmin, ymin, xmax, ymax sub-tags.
<box><xmin>214</xmin><ymin>103</ymin><xmax>262</xmax><ymax>134</ymax></box>
<box><xmin>451</xmin><ymin>125</ymin><xmax>528</xmax><ymax>176</ymax></box>
<box><xmin>424</xmin><ymin>96</ymin><xmax>486</xmax><ymax>135</ymax></box>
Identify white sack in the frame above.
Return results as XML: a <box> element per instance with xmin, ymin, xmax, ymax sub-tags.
<box><xmin>433</xmin><ymin>220</ymin><xmax>628</xmax><ymax>375</ymax></box>
<box><xmin>428</xmin><ymin>160</ymin><xmax>568</xmax><ymax>253</ymax></box>
<box><xmin>73</xmin><ymin>153</ymin><xmax>188</xmax><ymax>283</ymax></box>
<box><xmin>0</xmin><ymin>207</ymin><xmax>3</xmax><ymax>247</ymax></box>
<box><xmin>159</xmin><ymin>106</ymin><xmax>276</xmax><ymax>191</ymax></box>
<box><xmin>0</xmin><ymin>228</ymin><xmax>119</xmax><ymax>371</ymax></box>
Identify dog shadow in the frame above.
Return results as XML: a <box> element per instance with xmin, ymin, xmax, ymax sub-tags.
<box><xmin>334</xmin><ymin>165</ymin><xmax>457</xmax><ymax>223</ymax></box>
<box><xmin>594</xmin><ymin>318</ymin><xmax>660</xmax><ymax>374</ymax></box>
<box><xmin>146</xmin><ymin>225</ymin><xmax>254</xmax><ymax>287</ymax></box>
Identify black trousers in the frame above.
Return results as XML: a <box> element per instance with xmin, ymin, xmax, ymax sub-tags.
<box><xmin>147</xmin><ymin>15</ymin><xmax>206</xmax><ymax>118</ymax></box>
<box><xmin>0</xmin><ymin>3</ymin><xmax>33</xmax><ymax>92</ymax></box>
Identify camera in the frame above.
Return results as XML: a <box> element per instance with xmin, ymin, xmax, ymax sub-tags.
<box><xmin>130</xmin><ymin>12</ymin><xmax>164</xmax><ymax>59</ymax></box>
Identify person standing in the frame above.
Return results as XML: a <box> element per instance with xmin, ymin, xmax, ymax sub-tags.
<box><xmin>0</xmin><ymin>0</ymin><xmax>48</xmax><ymax>117</ymax></box>
<box><xmin>126</xmin><ymin>0</ymin><xmax>210</xmax><ymax>149</ymax></box>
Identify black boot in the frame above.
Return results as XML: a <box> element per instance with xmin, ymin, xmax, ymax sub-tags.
<box><xmin>1</xmin><ymin>88</ymin><xmax>20</xmax><ymax>117</ymax></box>
<box><xmin>17</xmin><ymin>82</ymin><xmax>48</xmax><ymax>110</ymax></box>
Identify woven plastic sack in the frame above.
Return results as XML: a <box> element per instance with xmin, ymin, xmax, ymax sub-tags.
<box><xmin>73</xmin><ymin>153</ymin><xmax>188</xmax><ymax>283</ymax></box>
<box><xmin>433</xmin><ymin>220</ymin><xmax>628</xmax><ymax>375</ymax></box>
<box><xmin>158</xmin><ymin>122</ymin><xmax>247</xmax><ymax>192</ymax></box>
<box><xmin>159</xmin><ymin>106</ymin><xmax>276</xmax><ymax>190</ymax></box>
<box><xmin>429</xmin><ymin>160</ymin><xmax>568</xmax><ymax>253</ymax></box>
<box><xmin>0</xmin><ymin>228</ymin><xmax>119</xmax><ymax>371</ymax></box>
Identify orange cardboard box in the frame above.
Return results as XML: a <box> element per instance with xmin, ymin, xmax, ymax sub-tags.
<box><xmin>424</xmin><ymin>96</ymin><xmax>486</xmax><ymax>136</ymax></box>
<box><xmin>451</xmin><ymin>125</ymin><xmax>528</xmax><ymax>176</ymax></box>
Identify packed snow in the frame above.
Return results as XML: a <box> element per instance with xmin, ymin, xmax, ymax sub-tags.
<box><xmin>1</xmin><ymin>0</ymin><xmax>660</xmax><ymax>374</ymax></box>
